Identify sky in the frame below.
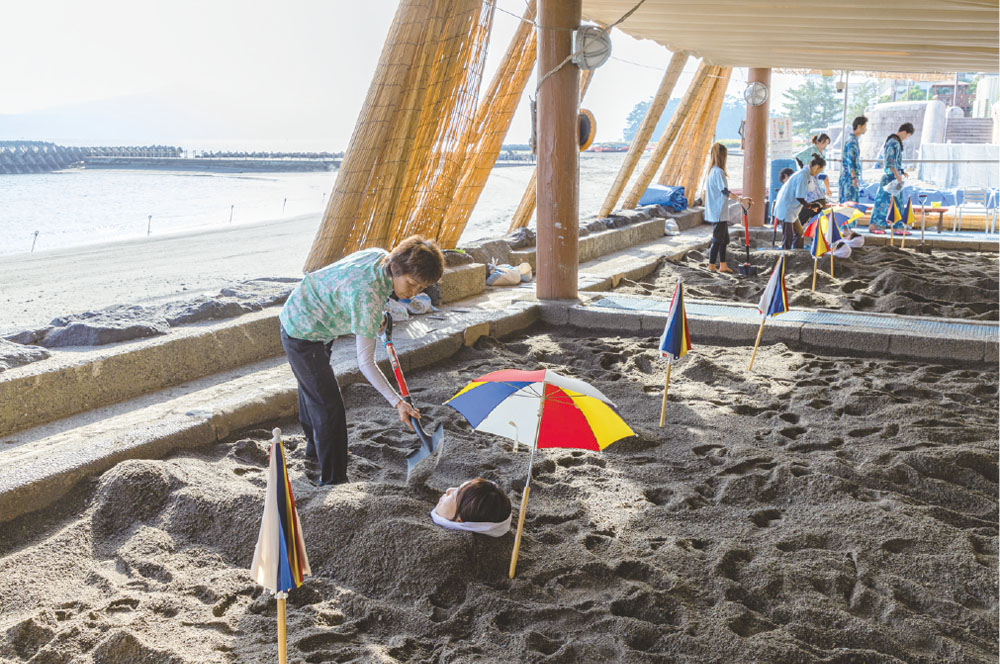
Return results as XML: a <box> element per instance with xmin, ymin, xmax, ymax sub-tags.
<box><xmin>0</xmin><ymin>0</ymin><xmax>809</xmax><ymax>149</ymax></box>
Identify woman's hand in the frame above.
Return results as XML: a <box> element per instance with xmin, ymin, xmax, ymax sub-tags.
<box><xmin>740</xmin><ymin>196</ymin><xmax>753</xmax><ymax>207</ymax></box>
<box><xmin>396</xmin><ymin>400</ymin><xmax>420</xmax><ymax>430</ymax></box>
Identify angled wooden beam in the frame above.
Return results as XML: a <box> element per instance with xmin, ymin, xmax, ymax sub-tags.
<box><xmin>599</xmin><ymin>51</ymin><xmax>687</xmax><ymax>217</ymax></box>
<box><xmin>621</xmin><ymin>61</ymin><xmax>709</xmax><ymax>210</ymax></box>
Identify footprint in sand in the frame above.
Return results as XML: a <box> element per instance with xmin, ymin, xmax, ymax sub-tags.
<box><xmin>749</xmin><ymin>509</ymin><xmax>782</xmax><ymax>528</ymax></box>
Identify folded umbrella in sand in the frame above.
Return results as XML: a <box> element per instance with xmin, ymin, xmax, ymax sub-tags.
<box><xmin>809</xmin><ymin>214</ymin><xmax>832</xmax><ymax>291</ymax></box>
<box><xmin>748</xmin><ymin>253</ymin><xmax>790</xmax><ymax>372</ymax></box>
<box><xmin>658</xmin><ymin>277</ymin><xmax>692</xmax><ymax>428</ymax></box>
<box><xmin>444</xmin><ymin>369</ymin><xmax>635</xmax><ymax>578</ymax></box>
<box><xmin>250</xmin><ymin>428</ymin><xmax>310</xmax><ymax>664</ymax></box>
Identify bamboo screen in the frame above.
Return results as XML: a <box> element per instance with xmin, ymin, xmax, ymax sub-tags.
<box><xmin>304</xmin><ymin>0</ymin><xmax>496</xmax><ymax>272</ymax></box>
<box><xmin>436</xmin><ymin>2</ymin><xmax>538</xmax><ymax>249</ymax></box>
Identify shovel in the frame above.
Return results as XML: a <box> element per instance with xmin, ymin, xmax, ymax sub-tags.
<box><xmin>379</xmin><ymin>312</ymin><xmax>444</xmax><ymax>479</ymax></box>
<box><xmin>737</xmin><ymin>201</ymin><xmax>758</xmax><ymax>277</ymax></box>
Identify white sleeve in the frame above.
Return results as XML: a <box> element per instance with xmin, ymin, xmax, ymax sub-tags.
<box><xmin>356</xmin><ymin>335</ymin><xmax>401</xmax><ymax>407</ymax></box>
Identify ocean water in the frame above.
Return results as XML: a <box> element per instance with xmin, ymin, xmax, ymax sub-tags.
<box><xmin>0</xmin><ymin>151</ymin><xmax>736</xmax><ymax>257</ymax></box>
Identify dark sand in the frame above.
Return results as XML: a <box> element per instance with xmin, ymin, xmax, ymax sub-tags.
<box><xmin>1</xmin><ymin>328</ymin><xmax>997</xmax><ymax>663</ymax></box>
<box><xmin>617</xmin><ymin>243</ymin><xmax>999</xmax><ymax>321</ymax></box>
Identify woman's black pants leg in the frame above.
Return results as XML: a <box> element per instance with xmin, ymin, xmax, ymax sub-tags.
<box><xmin>709</xmin><ymin>222</ymin><xmax>729</xmax><ymax>265</ymax></box>
<box><xmin>281</xmin><ymin>328</ymin><xmax>348</xmax><ymax>484</ymax></box>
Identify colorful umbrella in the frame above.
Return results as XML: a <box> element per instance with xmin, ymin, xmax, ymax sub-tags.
<box><xmin>445</xmin><ymin>369</ymin><xmax>634</xmax><ymax>577</ymax></box>
<box><xmin>658</xmin><ymin>277</ymin><xmax>692</xmax><ymax>428</ymax></box>
<box><xmin>250</xmin><ymin>428</ymin><xmax>310</xmax><ymax>664</ymax></box>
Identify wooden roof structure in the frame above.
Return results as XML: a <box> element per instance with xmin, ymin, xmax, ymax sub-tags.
<box><xmin>581</xmin><ymin>0</ymin><xmax>1000</xmax><ymax>74</ymax></box>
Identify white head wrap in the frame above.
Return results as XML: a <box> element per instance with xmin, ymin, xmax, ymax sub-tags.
<box><xmin>430</xmin><ymin>508</ymin><xmax>511</xmax><ymax>538</ymax></box>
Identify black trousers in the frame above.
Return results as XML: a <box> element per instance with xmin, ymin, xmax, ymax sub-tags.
<box><xmin>709</xmin><ymin>221</ymin><xmax>729</xmax><ymax>265</ymax></box>
<box><xmin>280</xmin><ymin>328</ymin><xmax>348</xmax><ymax>484</ymax></box>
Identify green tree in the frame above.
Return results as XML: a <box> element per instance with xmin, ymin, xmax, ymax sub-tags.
<box><xmin>847</xmin><ymin>80</ymin><xmax>879</xmax><ymax>118</ymax></box>
<box><xmin>781</xmin><ymin>77</ymin><xmax>841</xmax><ymax>136</ymax></box>
<box><xmin>622</xmin><ymin>98</ymin><xmax>652</xmax><ymax>142</ymax></box>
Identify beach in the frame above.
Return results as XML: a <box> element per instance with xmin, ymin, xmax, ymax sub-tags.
<box><xmin>1</xmin><ymin>328</ymin><xmax>996</xmax><ymax>663</ymax></box>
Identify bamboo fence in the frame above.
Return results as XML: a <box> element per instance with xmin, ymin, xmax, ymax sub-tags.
<box><xmin>304</xmin><ymin>0</ymin><xmax>495</xmax><ymax>272</ymax></box>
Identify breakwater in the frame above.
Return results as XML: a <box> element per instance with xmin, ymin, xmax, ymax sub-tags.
<box><xmin>0</xmin><ymin>142</ymin><xmax>339</xmax><ymax>174</ymax></box>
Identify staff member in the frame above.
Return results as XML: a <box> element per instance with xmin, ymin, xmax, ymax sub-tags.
<box><xmin>704</xmin><ymin>142</ymin><xmax>752</xmax><ymax>274</ymax></box>
<box><xmin>839</xmin><ymin>116</ymin><xmax>867</xmax><ymax>203</ymax></box>
<box><xmin>869</xmin><ymin>122</ymin><xmax>913</xmax><ymax>233</ymax></box>
<box><xmin>774</xmin><ymin>156</ymin><xmax>826</xmax><ymax>250</ymax></box>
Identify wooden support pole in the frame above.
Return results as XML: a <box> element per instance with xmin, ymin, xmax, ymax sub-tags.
<box><xmin>508</xmin><ymin>60</ymin><xmax>594</xmax><ymax>234</ymax></box>
<box><xmin>599</xmin><ymin>52</ymin><xmax>687</xmax><ymax>217</ymax></box>
<box><xmin>812</xmin><ymin>259</ymin><xmax>818</xmax><ymax>291</ymax></box>
<box><xmin>622</xmin><ymin>63</ymin><xmax>709</xmax><ymax>210</ymax></box>
<box><xmin>742</xmin><ymin>68</ymin><xmax>771</xmax><ymax>227</ymax></box>
<box><xmin>658</xmin><ymin>66</ymin><xmax>719</xmax><ymax>187</ymax></box>
<box><xmin>535</xmin><ymin>0</ymin><xmax>580</xmax><ymax>300</ymax></box>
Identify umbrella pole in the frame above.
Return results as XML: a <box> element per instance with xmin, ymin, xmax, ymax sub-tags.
<box><xmin>276</xmin><ymin>591</ymin><xmax>288</xmax><ymax>664</ymax></box>
<box><xmin>811</xmin><ymin>259</ymin><xmax>818</xmax><ymax>291</ymax></box>
<box><xmin>748</xmin><ymin>317</ymin><xmax>766</xmax><ymax>371</ymax></box>
<box><xmin>920</xmin><ymin>197</ymin><xmax>926</xmax><ymax>245</ymax></box>
<box><xmin>889</xmin><ymin>223</ymin><xmax>894</xmax><ymax>247</ymax></box>
<box><xmin>830</xmin><ymin>252</ymin><xmax>835</xmax><ymax>279</ymax></box>
<box><xmin>510</xmin><ymin>393</ymin><xmax>545</xmax><ymax>579</ymax></box>
<box><xmin>659</xmin><ymin>361</ymin><xmax>672</xmax><ymax>428</ymax></box>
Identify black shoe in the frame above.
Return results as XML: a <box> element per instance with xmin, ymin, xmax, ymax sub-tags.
<box><xmin>318</xmin><ymin>476</ymin><xmax>349</xmax><ymax>487</ymax></box>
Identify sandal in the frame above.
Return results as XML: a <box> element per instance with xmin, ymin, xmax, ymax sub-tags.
<box><xmin>869</xmin><ymin>229</ymin><xmax>886</xmax><ymax>235</ymax></box>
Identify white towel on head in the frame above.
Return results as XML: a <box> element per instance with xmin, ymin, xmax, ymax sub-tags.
<box><xmin>430</xmin><ymin>509</ymin><xmax>511</xmax><ymax>538</ymax></box>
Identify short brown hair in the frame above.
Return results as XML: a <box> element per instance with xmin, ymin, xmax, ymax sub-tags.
<box><xmin>387</xmin><ymin>235</ymin><xmax>445</xmax><ymax>285</ymax></box>
<box><xmin>457</xmin><ymin>479</ymin><xmax>511</xmax><ymax>523</ymax></box>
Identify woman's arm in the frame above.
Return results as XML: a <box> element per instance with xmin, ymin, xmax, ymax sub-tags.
<box><xmin>356</xmin><ymin>335</ymin><xmax>400</xmax><ymax>406</ymax></box>
<box><xmin>356</xmin><ymin>335</ymin><xmax>422</xmax><ymax>429</ymax></box>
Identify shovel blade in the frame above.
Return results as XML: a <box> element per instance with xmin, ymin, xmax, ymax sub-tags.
<box><xmin>737</xmin><ymin>264</ymin><xmax>758</xmax><ymax>277</ymax></box>
<box><xmin>405</xmin><ymin>424</ymin><xmax>445</xmax><ymax>480</ymax></box>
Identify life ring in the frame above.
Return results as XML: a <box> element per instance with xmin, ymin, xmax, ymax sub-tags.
<box><xmin>579</xmin><ymin>109</ymin><xmax>596</xmax><ymax>151</ymax></box>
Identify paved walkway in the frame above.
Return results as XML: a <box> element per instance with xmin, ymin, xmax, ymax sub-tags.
<box><xmin>592</xmin><ymin>293</ymin><xmax>999</xmax><ymax>342</ymax></box>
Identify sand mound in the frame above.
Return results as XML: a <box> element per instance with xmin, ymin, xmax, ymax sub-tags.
<box><xmin>619</xmin><ymin>242</ymin><xmax>1000</xmax><ymax>321</ymax></box>
<box><xmin>0</xmin><ymin>329</ymin><xmax>996</xmax><ymax>662</ymax></box>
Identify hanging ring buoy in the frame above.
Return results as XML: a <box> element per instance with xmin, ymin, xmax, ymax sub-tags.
<box><xmin>579</xmin><ymin>108</ymin><xmax>596</xmax><ymax>151</ymax></box>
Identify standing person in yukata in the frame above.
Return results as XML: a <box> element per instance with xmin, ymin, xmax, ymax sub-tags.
<box><xmin>704</xmin><ymin>142</ymin><xmax>752</xmax><ymax>274</ymax></box>
<box><xmin>279</xmin><ymin>236</ymin><xmax>445</xmax><ymax>486</ymax></box>
<box><xmin>869</xmin><ymin>122</ymin><xmax>914</xmax><ymax>234</ymax></box>
<box><xmin>839</xmin><ymin>116</ymin><xmax>867</xmax><ymax>204</ymax></box>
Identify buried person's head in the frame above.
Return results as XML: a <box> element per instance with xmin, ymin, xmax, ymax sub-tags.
<box><xmin>434</xmin><ymin>478</ymin><xmax>512</xmax><ymax>524</ymax></box>
<box><xmin>387</xmin><ymin>235</ymin><xmax>445</xmax><ymax>299</ymax></box>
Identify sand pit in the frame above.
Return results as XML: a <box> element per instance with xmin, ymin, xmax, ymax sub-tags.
<box><xmin>617</xmin><ymin>243</ymin><xmax>999</xmax><ymax>321</ymax></box>
<box><xmin>1</xmin><ymin>327</ymin><xmax>997</xmax><ymax>663</ymax></box>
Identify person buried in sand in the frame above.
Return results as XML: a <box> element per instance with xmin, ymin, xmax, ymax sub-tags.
<box><xmin>279</xmin><ymin>235</ymin><xmax>445</xmax><ymax>486</ymax></box>
<box><xmin>431</xmin><ymin>478</ymin><xmax>512</xmax><ymax>537</ymax></box>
